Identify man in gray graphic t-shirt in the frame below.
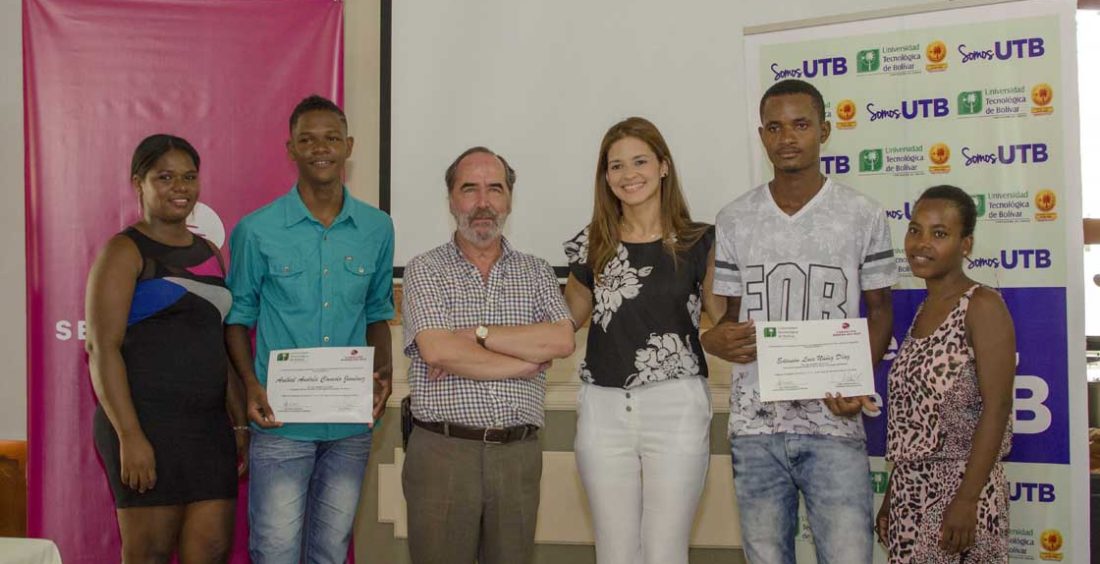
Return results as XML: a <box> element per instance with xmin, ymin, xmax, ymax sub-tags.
<box><xmin>702</xmin><ymin>79</ymin><xmax>896</xmax><ymax>564</ymax></box>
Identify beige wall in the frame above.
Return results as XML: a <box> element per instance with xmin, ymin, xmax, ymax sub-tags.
<box><xmin>1</xmin><ymin>0</ymin><xmax>26</xmax><ymax>441</ymax></box>
<box><xmin>344</xmin><ymin>0</ymin><xmax>382</xmax><ymax>205</ymax></box>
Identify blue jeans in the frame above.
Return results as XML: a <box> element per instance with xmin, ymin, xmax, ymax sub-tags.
<box><xmin>248</xmin><ymin>431</ymin><xmax>372</xmax><ymax>564</ymax></box>
<box><xmin>730</xmin><ymin>433</ymin><xmax>873</xmax><ymax>564</ymax></box>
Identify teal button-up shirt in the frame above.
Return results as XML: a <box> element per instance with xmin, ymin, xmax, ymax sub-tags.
<box><xmin>226</xmin><ymin>186</ymin><xmax>395</xmax><ymax>441</ymax></box>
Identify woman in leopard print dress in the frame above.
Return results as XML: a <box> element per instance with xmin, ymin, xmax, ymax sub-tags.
<box><xmin>877</xmin><ymin>185</ymin><xmax>1016</xmax><ymax>563</ymax></box>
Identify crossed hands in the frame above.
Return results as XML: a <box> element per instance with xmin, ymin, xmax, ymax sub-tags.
<box><xmin>424</xmin><ymin>327</ymin><xmax>548</xmax><ymax>381</ymax></box>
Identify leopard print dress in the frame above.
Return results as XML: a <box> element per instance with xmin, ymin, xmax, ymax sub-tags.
<box><xmin>885</xmin><ymin>285</ymin><xmax>1011</xmax><ymax>563</ymax></box>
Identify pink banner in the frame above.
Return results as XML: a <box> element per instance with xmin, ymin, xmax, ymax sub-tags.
<box><xmin>24</xmin><ymin>1</ymin><xmax>343</xmax><ymax>561</ymax></box>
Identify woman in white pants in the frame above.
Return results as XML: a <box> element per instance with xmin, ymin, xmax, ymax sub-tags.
<box><xmin>563</xmin><ymin>117</ymin><xmax>725</xmax><ymax>564</ymax></box>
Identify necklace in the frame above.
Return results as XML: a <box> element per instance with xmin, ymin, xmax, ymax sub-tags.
<box><xmin>620</xmin><ymin>223</ymin><xmax>663</xmax><ymax>242</ymax></box>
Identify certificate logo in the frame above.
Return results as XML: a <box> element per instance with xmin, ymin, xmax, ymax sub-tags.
<box><xmin>859</xmin><ymin>149</ymin><xmax>883</xmax><ymax>173</ymax></box>
<box><xmin>841</xmin><ymin>322</ymin><xmax>850</xmax><ymax>330</ymax></box>
<box><xmin>1039</xmin><ymin>529</ymin><xmax>1064</xmax><ymax>560</ymax></box>
<box><xmin>925</xmin><ymin>40</ymin><xmax>948</xmax><ymax>71</ymax></box>
<box><xmin>928</xmin><ymin>143</ymin><xmax>951</xmax><ymax>174</ymax></box>
<box><xmin>1031</xmin><ymin>83</ymin><xmax>1054</xmax><ymax>115</ymax></box>
<box><xmin>1035</xmin><ymin>189</ymin><xmax>1058</xmax><ymax>221</ymax></box>
<box><xmin>857</xmin><ymin>49</ymin><xmax>880</xmax><ymax>73</ymax></box>
<box><xmin>957</xmin><ymin>90</ymin><xmax>983</xmax><ymax>115</ymax></box>
<box><xmin>350</xmin><ymin>349</ymin><xmax>360</xmax><ymax>356</ymax></box>
<box><xmin>763</xmin><ymin>327</ymin><xmax>777</xmax><ymax>338</ymax></box>
<box><xmin>277</xmin><ymin>352</ymin><xmax>289</xmax><ymax>361</ymax></box>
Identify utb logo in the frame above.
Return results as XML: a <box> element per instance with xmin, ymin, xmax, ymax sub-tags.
<box><xmin>972</xmin><ymin>194</ymin><xmax>987</xmax><ymax>217</ymax></box>
<box><xmin>1039</xmin><ymin>529</ymin><xmax>1063</xmax><ymax>552</ymax></box>
<box><xmin>836</xmin><ymin>99</ymin><xmax>857</xmax><ymax>121</ymax></box>
<box><xmin>859</xmin><ymin>149</ymin><xmax>883</xmax><ymax>172</ymax></box>
<box><xmin>929</xmin><ymin>143</ymin><xmax>951</xmax><ymax>165</ymax></box>
<box><xmin>1032</xmin><ymin>83</ymin><xmax>1054</xmax><ymax>106</ymax></box>
<box><xmin>958</xmin><ymin>90</ymin><xmax>983</xmax><ymax>115</ymax></box>
<box><xmin>1035</xmin><ymin>189</ymin><xmax>1056</xmax><ymax>212</ymax></box>
<box><xmin>857</xmin><ymin>49</ymin><xmax>880</xmax><ymax>72</ymax></box>
<box><xmin>763</xmin><ymin>327</ymin><xmax>777</xmax><ymax>338</ymax></box>
<box><xmin>926</xmin><ymin>40</ymin><xmax>947</xmax><ymax>63</ymax></box>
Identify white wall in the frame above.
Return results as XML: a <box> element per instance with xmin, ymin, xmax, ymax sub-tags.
<box><xmin>0</xmin><ymin>0</ymin><xmax>1005</xmax><ymax>440</ymax></box>
<box><xmin>388</xmin><ymin>0</ymin><xmax>939</xmax><ymax>267</ymax></box>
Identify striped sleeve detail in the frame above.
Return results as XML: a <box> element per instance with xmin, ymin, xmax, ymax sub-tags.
<box><xmin>863</xmin><ymin>249</ymin><xmax>895</xmax><ymax>264</ymax></box>
<box><xmin>859</xmin><ymin>209</ymin><xmax>898</xmax><ymax>289</ymax></box>
<box><xmin>715</xmin><ymin>259</ymin><xmax>739</xmax><ymax>272</ymax></box>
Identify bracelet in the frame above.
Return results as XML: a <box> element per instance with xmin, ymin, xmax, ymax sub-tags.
<box><xmin>233</xmin><ymin>425</ymin><xmax>250</xmax><ymax>432</ymax></box>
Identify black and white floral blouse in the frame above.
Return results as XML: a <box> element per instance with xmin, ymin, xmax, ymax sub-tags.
<box><xmin>564</xmin><ymin>224</ymin><xmax>714</xmax><ymax>389</ymax></box>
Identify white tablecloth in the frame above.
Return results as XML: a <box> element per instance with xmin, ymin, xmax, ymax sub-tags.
<box><xmin>0</xmin><ymin>538</ymin><xmax>62</xmax><ymax>564</ymax></box>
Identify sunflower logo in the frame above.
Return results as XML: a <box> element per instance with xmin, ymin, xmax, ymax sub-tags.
<box><xmin>925</xmin><ymin>40</ymin><xmax>947</xmax><ymax>63</ymax></box>
<box><xmin>929</xmin><ymin>143</ymin><xmax>951</xmax><ymax>165</ymax></box>
<box><xmin>1039</xmin><ymin>529</ymin><xmax>1063</xmax><ymax>552</ymax></box>
<box><xmin>1032</xmin><ymin>83</ymin><xmax>1054</xmax><ymax>106</ymax></box>
<box><xmin>836</xmin><ymin>99</ymin><xmax>856</xmax><ymax>121</ymax></box>
<box><xmin>1035</xmin><ymin>190</ymin><xmax>1056</xmax><ymax>212</ymax></box>
<box><xmin>928</xmin><ymin>143</ymin><xmax>951</xmax><ymax>174</ymax></box>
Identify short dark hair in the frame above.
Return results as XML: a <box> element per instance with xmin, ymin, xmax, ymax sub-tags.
<box><xmin>131</xmin><ymin>134</ymin><xmax>200</xmax><ymax>178</ymax></box>
<box><xmin>444</xmin><ymin>146</ymin><xmax>517</xmax><ymax>192</ymax></box>
<box><xmin>760</xmin><ymin>79</ymin><xmax>826</xmax><ymax>123</ymax></box>
<box><xmin>289</xmin><ymin>95</ymin><xmax>347</xmax><ymax>134</ymax></box>
<box><xmin>916</xmin><ymin>184</ymin><xmax>978</xmax><ymax>237</ymax></box>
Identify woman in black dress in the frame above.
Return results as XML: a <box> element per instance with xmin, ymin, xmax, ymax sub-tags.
<box><xmin>86</xmin><ymin>134</ymin><xmax>246</xmax><ymax>563</ymax></box>
<box><xmin>563</xmin><ymin>117</ymin><xmax>725</xmax><ymax>564</ymax></box>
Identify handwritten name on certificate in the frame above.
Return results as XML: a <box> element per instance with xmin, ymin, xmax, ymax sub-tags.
<box><xmin>755</xmin><ymin>319</ymin><xmax>874</xmax><ymax>402</ymax></box>
<box><xmin>266</xmin><ymin>347</ymin><xmax>374</xmax><ymax>424</ymax></box>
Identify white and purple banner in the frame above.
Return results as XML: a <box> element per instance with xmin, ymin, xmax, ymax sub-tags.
<box><xmin>744</xmin><ymin>0</ymin><xmax>1086</xmax><ymax>561</ymax></box>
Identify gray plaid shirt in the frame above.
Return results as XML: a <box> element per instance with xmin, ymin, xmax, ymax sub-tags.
<box><xmin>402</xmin><ymin>237</ymin><xmax>571</xmax><ymax>428</ymax></box>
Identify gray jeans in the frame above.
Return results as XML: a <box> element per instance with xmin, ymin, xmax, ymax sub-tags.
<box><xmin>402</xmin><ymin>425</ymin><xmax>542</xmax><ymax>564</ymax></box>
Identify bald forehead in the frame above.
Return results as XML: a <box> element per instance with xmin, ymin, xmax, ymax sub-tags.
<box><xmin>453</xmin><ymin>152</ymin><xmax>508</xmax><ymax>187</ymax></box>
<box><xmin>457</xmin><ymin>151</ymin><xmax>505</xmax><ymax>175</ymax></box>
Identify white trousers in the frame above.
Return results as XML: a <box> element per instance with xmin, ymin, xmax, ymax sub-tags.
<box><xmin>574</xmin><ymin>377</ymin><xmax>712</xmax><ymax>564</ymax></box>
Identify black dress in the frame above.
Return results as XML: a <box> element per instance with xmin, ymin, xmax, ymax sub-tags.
<box><xmin>93</xmin><ymin>227</ymin><xmax>237</xmax><ymax>507</ymax></box>
<box><xmin>564</xmin><ymin>224</ymin><xmax>714</xmax><ymax>389</ymax></box>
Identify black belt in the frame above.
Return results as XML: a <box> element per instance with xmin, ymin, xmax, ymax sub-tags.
<box><xmin>412</xmin><ymin>418</ymin><xmax>538</xmax><ymax>444</ymax></box>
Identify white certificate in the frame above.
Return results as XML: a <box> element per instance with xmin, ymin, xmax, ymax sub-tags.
<box><xmin>266</xmin><ymin>347</ymin><xmax>374</xmax><ymax>424</ymax></box>
<box><xmin>755</xmin><ymin>318</ymin><xmax>874</xmax><ymax>402</ymax></box>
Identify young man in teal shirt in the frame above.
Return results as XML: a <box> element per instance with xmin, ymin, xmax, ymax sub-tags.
<box><xmin>226</xmin><ymin>95</ymin><xmax>394</xmax><ymax>563</ymax></box>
